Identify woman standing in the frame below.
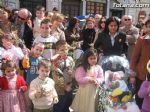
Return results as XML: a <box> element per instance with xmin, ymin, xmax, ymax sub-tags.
<box><xmin>81</xmin><ymin>18</ymin><xmax>96</xmax><ymax>51</ymax></box>
<box><xmin>93</xmin><ymin>16</ymin><xmax>107</xmax><ymax>44</ymax></box>
<box><xmin>94</xmin><ymin>17</ymin><xmax>128</xmax><ymax>56</ymax></box>
<box><xmin>65</xmin><ymin>18</ymin><xmax>81</xmax><ymax>45</ymax></box>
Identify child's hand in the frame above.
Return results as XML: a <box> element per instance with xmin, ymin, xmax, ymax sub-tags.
<box><xmin>94</xmin><ymin>79</ymin><xmax>99</xmax><ymax>85</ymax></box>
<box><xmin>88</xmin><ymin>77</ymin><xmax>95</xmax><ymax>83</ymax></box>
<box><xmin>53</xmin><ymin>97</ymin><xmax>59</xmax><ymax>104</ymax></box>
<box><xmin>19</xmin><ymin>86</ymin><xmax>26</xmax><ymax>92</ymax></box>
<box><xmin>65</xmin><ymin>84</ymin><xmax>72</xmax><ymax>92</ymax></box>
<box><xmin>35</xmin><ymin>90</ymin><xmax>42</xmax><ymax>98</ymax></box>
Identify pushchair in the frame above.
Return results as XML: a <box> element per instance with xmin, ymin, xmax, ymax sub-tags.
<box><xmin>96</xmin><ymin>56</ymin><xmax>140</xmax><ymax>112</ymax></box>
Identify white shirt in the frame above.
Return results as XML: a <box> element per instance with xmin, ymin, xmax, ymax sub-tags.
<box><xmin>34</xmin><ymin>35</ymin><xmax>58</xmax><ymax>60</ymax></box>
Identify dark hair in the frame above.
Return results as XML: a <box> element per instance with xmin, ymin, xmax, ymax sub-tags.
<box><xmin>145</xmin><ymin>19</ymin><xmax>150</xmax><ymax>27</ymax></box>
<box><xmin>98</xmin><ymin>16</ymin><xmax>107</xmax><ymax>30</ymax></box>
<box><xmin>40</xmin><ymin>18</ymin><xmax>52</xmax><ymax>26</ymax></box>
<box><xmin>38</xmin><ymin>59</ymin><xmax>51</xmax><ymax>71</ymax></box>
<box><xmin>55</xmin><ymin>40</ymin><xmax>67</xmax><ymax>50</ymax></box>
<box><xmin>81</xmin><ymin>48</ymin><xmax>98</xmax><ymax>71</ymax></box>
<box><xmin>103</xmin><ymin>16</ymin><xmax>120</xmax><ymax>34</ymax></box>
<box><xmin>36</xmin><ymin>5</ymin><xmax>45</xmax><ymax>11</ymax></box>
<box><xmin>67</xmin><ymin>18</ymin><xmax>79</xmax><ymax>32</ymax></box>
<box><xmin>1</xmin><ymin>60</ymin><xmax>17</xmax><ymax>74</ymax></box>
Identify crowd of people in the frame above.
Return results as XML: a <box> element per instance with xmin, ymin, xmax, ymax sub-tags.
<box><xmin>0</xmin><ymin>4</ymin><xmax>150</xmax><ymax>112</ymax></box>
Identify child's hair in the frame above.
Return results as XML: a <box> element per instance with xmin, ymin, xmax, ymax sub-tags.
<box><xmin>36</xmin><ymin>5</ymin><xmax>45</xmax><ymax>12</ymax></box>
<box><xmin>1</xmin><ymin>60</ymin><xmax>17</xmax><ymax>74</ymax></box>
<box><xmin>81</xmin><ymin>48</ymin><xmax>98</xmax><ymax>71</ymax></box>
<box><xmin>0</xmin><ymin>32</ymin><xmax>19</xmax><ymax>47</ymax></box>
<box><xmin>38</xmin><ymin>59</ymin><xmax>51</xmax><ymax>71</ymax></box>
<box><xmin>32</xmin><ymin>42</ymin><xmax>45</xmax><ymax>48</ymax></box>
<box><xmin>55</xmin><ymin>40</ymin><xmax>68</xmax><ymax>50</ymax></box>
<box><xmin>40</xmin><ymin>18</ymin><xmax>52</xmax><ymax>27</ymax></box>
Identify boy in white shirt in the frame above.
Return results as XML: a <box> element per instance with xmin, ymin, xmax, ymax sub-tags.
<box><xmin>29</xmin><ymin>59</ymin><xmax>58</xmax><ymax>112</ymax></box>
<box><xmin>34</xmin><ymin>19</ymin><xmax>58</xmax><ymax>60</ymax></box>
<box><xmin>33</xmin><ymin>5</ymin><xmax>45</xmax><ymax>38</ymax></box>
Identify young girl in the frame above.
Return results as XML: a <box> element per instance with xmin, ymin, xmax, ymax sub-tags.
<box><xmin>138</xmin><ymin>60</ymin><xmax>150</xmax><ymax>112</ymax></box>
<box><xmin>0</xmin><ymin>32</ymin><xmax>24</xmax><ymax>76</ymax></box>
<box><xmin>0</xmin><ymin>60</ymin><xmax>28</xmax><ymax>112</ymax></box>
<box><xmin>71</xmin><ymin>48</ymin><xmax>104</xmax><ymax>112</ymax></box>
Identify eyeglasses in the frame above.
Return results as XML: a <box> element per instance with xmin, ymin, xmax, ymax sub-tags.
<box><xmin>18</xmin><ymin>16</ymin><xmax>26</xmax><ymax>21</ymax></box>
<box><xmin>124</xmin><ymin>19</ymin><xmax>131</xmax><ymax>21</ymax></box>
<box><xmin>101</xmin><ymin>21</ymin><xmax>106</xmax><ymax>23</ymax></box>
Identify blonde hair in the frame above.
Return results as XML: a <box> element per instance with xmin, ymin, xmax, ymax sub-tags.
<box><xmin>51</xmin><ymin>13</ymin><xmax>64</xmax><ymax>23</ymax></box>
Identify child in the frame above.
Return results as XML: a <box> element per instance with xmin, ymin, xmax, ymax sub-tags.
<box><xmin>138</xmin><ymin>60</ymin><xmax>150</xmax><ymax>112</ymax></box>
<box><xmin>33</xmin><ymin>5</ymin><xmax>45</xmax><ymax>38</ymax></box>
<box><xmin>0</xmin><ymin>60</ymin><xmax>28</xmax><ymax>112</ymax></box>
<box><xmin>34</xmin><ymin>18</ymin><xmax>58</xmax><ymax>60</ymax></box>
<box><xmin>71</xmin><ymin>48</ymin><xmax>104</xmax><ymax>112</ymax></box>
<box><xmin>51</xmin><ymin>40</ymin><xmax>75</xmax><ymax>112</ymax></box>
<box><xmin>0</xmin><ymin>33</ymin><xmax>24</xmax><ymax>76</ymax></box>
<box><xmin>29</xmin><ymin>59</ymin><xmax>58</xmax><ymax>112</ymax></box>
<box><xmin>128</xmin><ymin>70</ymin><xmax>136</xmax><ymax>97</ymax></box>
<box><xmin>22</xmin><ymin>42</ymin><xmax>45</xmax><ymax>85</ymax></box>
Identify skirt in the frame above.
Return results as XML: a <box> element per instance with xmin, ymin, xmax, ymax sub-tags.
<box><xmin>0</xmin><ymin>90</ymin><xmax>27</xmax><ymax>112</ymax></box>
<box><xmin>70</xmin><ymin>84</ymin><xmax>98</xmax><ymax>112</ymax></box>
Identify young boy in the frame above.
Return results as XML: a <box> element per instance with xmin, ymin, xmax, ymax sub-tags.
<box><xmin>29</xmin><ymin>59</ymin><xmax>58</xmax><ymax>112</ymax></box>
<box><xmin>22</xmin><ymin>42</ymin><xmax>45</xmax><ymax>85</ymax></box>
<box><xmin>51</xmin><ymin>40</ymin><xmax>75</xmax><ymax>112</ymax></box>
<box><xmin>34</xmin><ymin>18</ymin><xmax>58</xmax><ymax>60</ymax></box>
<box><xmin>33</xmin><ymin>5</ymin><xmax>45</xmax><ymax>37</ymax></box>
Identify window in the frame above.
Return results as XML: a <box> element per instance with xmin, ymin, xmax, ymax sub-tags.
<box><xmin>86</xmin><ymin>1</ymin><xmax>105</xmax><ymax>15</ymax></box>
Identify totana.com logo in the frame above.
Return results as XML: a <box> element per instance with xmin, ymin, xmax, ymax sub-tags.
<box><xmin>113</xmin><ymin>3</ymin><xmax>150</xmax><ymax>8</ymax></box>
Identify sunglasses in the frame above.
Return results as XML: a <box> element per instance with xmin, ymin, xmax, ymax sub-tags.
<box><xmin>18</xmin><ymin>16</ymin><xmax>26</xmax><ymax>21</ymax></box>
<box><xmin>124</xmin><ymin>19</ymin><xmax>131</xmax><ymax>21</ymax></box>
<box><xmin>101</xmin><ymin>21</ymin><xmax>106</xmax><ymax>23</ymax></box>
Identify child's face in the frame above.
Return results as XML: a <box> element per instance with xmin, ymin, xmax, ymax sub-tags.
<box><xmin>129</xmin><ymin>77</ymin><xmax>135</xmax><ymax>84</ymax></box>
<box><xmin>146</xmin><ymin>23</ymin><xmax>150</xmax><ymax>34</ymax></box>
<box><xmin>36</xmin><ymin>10</ymin><xmax>45</xmax><ymax>19</ymax></box>
<box><xmin>5</xmin><ymin>67</ymin><xmax>16</xmax><ymax>78</ymax></box>
<box><xmin>40</xmin><ymin>23</ymin><xmax>51</xmax><ymax>37</ymax></box>
<box><xmin>32</xmin><ymin>45</ymin><xmax>44</xmax><ymax>58</ymax></box>
<box><xmin>88</xmin><ymin>55</ymin><xmax>97</xmax><ymax>66</ymax></box>
<box><xmin>57</xmin><ymin>44</ymin><xmax>69</xmax><ymax>55</ymax></box>
<box><xmin>38</xmin><ymin>66</ymin><xmax>50</xmax><ymax>78</ymax></box>
<box><xmin>2</xmin><ymin>38</ymin><xmax>13</xmax><ymax>49</ymax></box>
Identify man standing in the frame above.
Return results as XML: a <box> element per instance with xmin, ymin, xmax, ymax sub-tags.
<box><xmin>120</xmin><ymin>15</ymin><xmax>139</xmax><ymax>60</ymax></box>
<box><xmin>14</xmin><ymin>8</ymin><xmax>33</xmax><ymax>49</ymax></box>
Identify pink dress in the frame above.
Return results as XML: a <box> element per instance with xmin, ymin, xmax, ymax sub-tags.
<box><xmin>0</xmin><ymin>75</ymin><xmax>27</xmax><ymax>112</ymax></box>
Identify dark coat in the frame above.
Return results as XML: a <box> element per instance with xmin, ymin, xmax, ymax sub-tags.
<box><xmin>22</xmin><ymin>23</ymin><xmax>34</xmax><ymax>49</ymax></box>
<box><xmin>94</xmin><ymin>32</ymin><xmax>128</xmax><ymax>56</ymax></box>
<box><xmin>81</xmin><ymin>28</ymin><xmax>96</xmax><ymax>51</ymax></box>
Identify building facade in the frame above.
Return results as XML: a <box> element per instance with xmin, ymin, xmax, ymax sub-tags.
<box><xmin>3</xmin><ymin>0</ymin><xmax>150</xmax><ymax>22</ymax></box>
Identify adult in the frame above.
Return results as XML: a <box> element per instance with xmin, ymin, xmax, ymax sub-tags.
<box><xmin>81</xmin><ymin>17</ymin><xmax>96</xmax><ymax>51</ymax></box>
<box><xmin>0</xmin><ymin>7</ymin><xmax>12</xmax><ymax>33</ymax></box>
<box><xmin>120</xmin><ymin>15</ymin><xmax>139</xmax><ymax>60</ymax></box>
<box><xmin>93</xmin><ymin>16</ymin><xmax>107</xmax><ymax>44</ymax></box>
<box><xmin>51</xmin><ymin>13</ymin><xmax>66</xmax><ymax>41</ymax></box>
<box><xmin>94</xmin><ymin>14</ymin><xmax>102</xmax><ymax>32</ymax></box>
<box><xmin>130</xmin><ymin>19</ymin><xmax>150</xmax><ymax>109</ymax></box>
<box><xmin>65</xmin><ymin>18</ymin><xmax>81</xmax><ymax>45</ymax></box>
<box><xmin>94</xmin><ymin>17</ymin><xmax>128</xmax><ymax>56</ymax></box>
<box><xmin>13</xmin><ymin>8</ymin><xmax>33</xmax><ymax>49</ymax></box>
